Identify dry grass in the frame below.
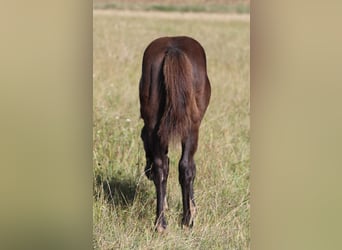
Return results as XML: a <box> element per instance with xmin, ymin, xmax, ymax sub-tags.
<box><xmin>93</xmin><ymin>10</ymin><xmax>250</xmax><ymax>249</ymax></box>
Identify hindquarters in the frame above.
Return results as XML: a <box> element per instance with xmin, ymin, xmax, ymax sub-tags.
<box><xmin>139</xmin><ymin>36</ymin><xmax>210</xmax><ymax>144</ymax></box>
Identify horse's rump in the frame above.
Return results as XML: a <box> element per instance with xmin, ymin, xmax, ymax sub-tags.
<box><xmin>139</xmin><ymin>36</ymin><xmax>209</xmax><ymax>145</ymax></box>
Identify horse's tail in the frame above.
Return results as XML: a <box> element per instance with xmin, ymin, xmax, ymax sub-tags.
<box><xmin>158</xmin><ymin>47</ymin><xmax>199</xmax><ymax>145</ymax></box>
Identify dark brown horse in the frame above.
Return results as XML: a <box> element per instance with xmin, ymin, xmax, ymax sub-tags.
<box><xmin>139</xmin><ymin>36</ymin><xmax>211</xmax><ymax>232</ymax></box>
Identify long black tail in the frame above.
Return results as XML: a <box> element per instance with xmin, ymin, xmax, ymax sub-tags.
<box><xmin>158</xmin><ymin>48</ymin><xmax>199</xmax><ymax>146</ymax></box>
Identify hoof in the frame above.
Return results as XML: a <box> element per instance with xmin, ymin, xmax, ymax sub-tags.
<box><xmin>181</xmin><ymin>220</ymin><xmax>194</xmax><ymax>230</ymax></box>
<box><xmin>182</xmin><ymin>224</ymin><xmax>191</xmax><ymax>231</ymax></box>
<box><xmin>154</xmin><ymin>217</ymin><xmax>167</xmax><ymax>233</ymax></box>
<box><xmin>156</xmin><ymin>224</ymin><xmax>167</xmax><ymax>233</ymax></box>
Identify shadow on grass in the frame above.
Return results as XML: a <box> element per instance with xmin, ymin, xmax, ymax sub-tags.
<box><xmin>94</xmin><ymin>173</ymin><xmax>151</xmax><ymax>208</ymax></box>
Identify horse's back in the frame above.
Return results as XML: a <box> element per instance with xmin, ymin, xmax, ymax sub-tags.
<box><xmin>142</xmin><ymin>36</ymin><xmax>207</xmax><ymax>71</ymax></box>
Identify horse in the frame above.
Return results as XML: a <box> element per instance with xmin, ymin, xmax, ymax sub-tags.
<box><xmin>139</xmin><ymin>36</ymin><xmax>211</xmax><ymax>232</ymax></box>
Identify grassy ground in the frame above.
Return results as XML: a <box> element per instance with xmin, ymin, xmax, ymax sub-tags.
<box><xmin>93</xmin><ymin>0</ymin><xmax>250</xmax><ymax>14</ymax></box>
<box><xmin>93</xmin><ymin>10</ymin><xmax>250</xmax><ymax>249</ymax></box>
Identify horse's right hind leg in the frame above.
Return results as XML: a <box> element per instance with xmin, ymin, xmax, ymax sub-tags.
<box><xmin>179</xmin><ymin>127</ymin><xmax>199</xmax><ymax>229</ymax></box>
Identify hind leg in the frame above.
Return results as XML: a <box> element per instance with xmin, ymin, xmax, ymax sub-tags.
<box><xmin>152</xmin><ymin>151</ymin><xmax>169</xmax><ymax>232</ymax></box>
<box><xmin>141</xmin><ymin>125</ymin><xmax>170</xmax><ymax>232</ymax></box>
<box><xmin>179</xmin><ymin>126</ymin><xmax>199</xmax><ymax>228</ymax></box>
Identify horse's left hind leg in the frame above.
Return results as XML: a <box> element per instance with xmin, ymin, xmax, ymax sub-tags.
<box><xmin>152</xmin><ymin>151</ymin><xmax>169</xmax><ymax>233</ymax></box>
<box><xmin>141</xmin><ymin>126</ymin><xmax>170</xmax><ymax>232</ymax></box>
<box><xmin>179</xmin><ymin>127</ymin><xmax>199</xmax><ymax>229</ymax></box>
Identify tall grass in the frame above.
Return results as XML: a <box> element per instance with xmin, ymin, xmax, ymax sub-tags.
<box><xmin>93</xmin><ymin>11</ymin><xmax>250</xmax><ymax>249</ymax></box>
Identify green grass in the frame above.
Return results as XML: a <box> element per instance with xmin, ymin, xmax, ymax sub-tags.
<box><xmin>93</xmin><ymin>11</ymin><xmax>250</xmax><ymax>249</ymax></box>
<box><xmin>93</xmin><ymin>0</ymin><xmax>250</xmax><ymax>14</ymax></box>
<box><xmin>146</xmin><ymin>4</ymin><xmax>249</xmax><ymax>14</ymax></box>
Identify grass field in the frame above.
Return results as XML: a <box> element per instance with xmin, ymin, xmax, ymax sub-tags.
<box><xmin>93</xmin><ymin>0</ymin><xmax>250</xmax><ymax>14</ymax></box>
<box><xmin>93</xmin><ymin>10</ymin><xmax>250</xmax><ymax>249</ymax></box>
